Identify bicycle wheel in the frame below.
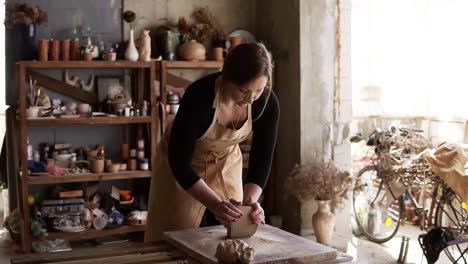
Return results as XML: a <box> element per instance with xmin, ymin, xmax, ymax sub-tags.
<box><xmin>352</xmin><ymin>165</ymin><xmax>405</xmax><ymax>243</ymax></box>
<box><xmin>434</xmin><ymin>186</ymin><xmax>468</xmax><ymax>262</ymax></box>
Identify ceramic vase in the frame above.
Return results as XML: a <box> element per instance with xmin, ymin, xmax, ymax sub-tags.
<box><xmin>312</xmin><ymin>200</ymin><xmax>335</xmax><ymax>246</ymax></box>
<box><xmin>179</xmin><ymin>40</ymin><xmax>206</xmax><ymax>61</ymax></box>
<box><xmin>125</xmin><ymin>29</ymin><xmax>139</xmax><ymax>61</ymax></box>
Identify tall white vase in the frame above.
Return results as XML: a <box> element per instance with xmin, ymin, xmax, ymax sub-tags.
<box><xmin>125</xmin><ymin>29</ymin><xmax>139</xmax><ymax>62</ymax></box>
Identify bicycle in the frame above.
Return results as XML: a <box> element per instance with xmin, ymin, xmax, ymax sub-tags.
<box><xmin>351</xmin><ymin>127</ymin><xmax>468</xmax><ymax>262</ymax></box>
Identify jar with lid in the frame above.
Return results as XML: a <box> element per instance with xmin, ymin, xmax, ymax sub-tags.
<box><xmin>140</xmin><ymin>159</ymin><xmax>149</xmax><ymax>170</ymax></box>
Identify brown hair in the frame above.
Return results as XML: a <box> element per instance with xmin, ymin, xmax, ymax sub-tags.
<box><xmin>222</xmin><ymin>43</ymin><xmax>274</xmax><ymax>119</ymax></box>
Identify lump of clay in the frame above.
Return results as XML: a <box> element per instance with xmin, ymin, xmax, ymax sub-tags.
<box><xmin>239</xmin><ymin>247</ymin><xmax>255</xmax><ymax>264</ymax></box>
<box><xmin>215</xmin><ymin>239</ymin><xmax>255</xmax><ymax>264</ymax></box>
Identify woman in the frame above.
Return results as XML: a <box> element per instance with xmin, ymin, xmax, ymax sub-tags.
<box><xmin>145</xmin><ymin>43</ymin><xmax>280</xmax><ymax>242</ymax></box>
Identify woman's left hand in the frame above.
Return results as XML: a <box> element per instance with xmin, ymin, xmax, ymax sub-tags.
<box><xmin>248</xmin><ymin>202</ymin><xmax>265</xmax><ymax>225</ymax></box>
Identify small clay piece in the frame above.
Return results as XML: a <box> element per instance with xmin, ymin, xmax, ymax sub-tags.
<box><xmin>227</xmin><ymin>206</ymin><xmax>258</xmax><ymax>238</ymax></box>
<box><xmin>215</xmin><ymin>239</ymin><xmax>255</xmax><ymax>264</ymax></box>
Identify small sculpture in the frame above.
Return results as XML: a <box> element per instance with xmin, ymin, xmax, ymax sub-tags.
<box><xmin>80</xmin><ymin>73</ymin><xmax>95</xmax><ymax>92</ymax></box>
<box><xmin>65</xmin><ymin>70</ymin><xmax>80</xmax><ymax>87</ymax></box>
<box><xmin>139</xmin><ymin>29</ymin><xmax>151</xmax><ymax>62</ymax></box>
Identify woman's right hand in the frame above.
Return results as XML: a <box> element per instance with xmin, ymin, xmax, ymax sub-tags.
<box><xmin>213</xmin><ymin>199</ymin><xmax>243</xmax><ymax>227</ymax></box>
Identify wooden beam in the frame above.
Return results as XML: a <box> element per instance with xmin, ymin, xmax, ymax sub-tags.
<box><xmin>153</xmin><ymin>72</ymin><xmax>191</xmax><ymax>90</ymax></box>
<box><xmin>27</xmin><ymin>70</ymin><xmax>98</xmax><ymax>104</ymax></box>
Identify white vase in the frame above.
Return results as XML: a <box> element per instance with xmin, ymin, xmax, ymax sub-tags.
<box><xmin>125</xmin><ymin>29</ymin><xmax>139</xmax><ymax>62</ymax></box>
<box><xmin>312</xmin><ymin>200</ymin><xmax>335</xmax><ymax>246</ymax></box>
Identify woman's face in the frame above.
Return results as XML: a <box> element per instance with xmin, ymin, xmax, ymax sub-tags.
<box><xmin>227</xmin><ymin>76</ymin><xmax>268</xmax><ymax>106</ymax></box>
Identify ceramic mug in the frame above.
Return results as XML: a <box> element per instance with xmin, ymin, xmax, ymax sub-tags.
<box><xmin>213</xmin><ymin>47</ymin><xmax>227</xmax><ymax>61</ymax></box>
<box><xmin>103</xmin><ymin>52</ymin><xmax>117</xmax><ymax>61</ymax></box>
<box><xmin>77</xmin><ymin>103</ymin><xmax>91</xmax><ymax>115</ymax></box>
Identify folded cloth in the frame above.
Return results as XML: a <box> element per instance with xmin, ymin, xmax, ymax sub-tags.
<box><xmin>424</xmin><ymin>143</ymin><xmax>468</xmax><ymax>203</ymax></box>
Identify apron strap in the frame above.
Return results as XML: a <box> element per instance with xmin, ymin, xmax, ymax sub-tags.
<box><xmin>204</xmin><ymin>152</ymin><xmax>231</xmax><ymax>201</ymax></box>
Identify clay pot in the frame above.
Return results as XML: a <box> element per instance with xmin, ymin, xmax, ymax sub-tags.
<box><xmin>128</xmin><ymin>159</ymin><xmax>137</xmax><ymax>171</ymax></box>
<box><xmin>38</xmin><ymin>39</ymin><xmax>49</xmax><ymax>62</ymax></box>
<box><xmin>213</xmin><ymin>47</ymin><xmax>227</xmax><ymax>61</ymax></box>
<box><xmin>312</xmin><ymin>200</ymin><xmax>335</xmax><ymax>246</ymax></box>
<box><xmin>228</xmin><ymin>35</ymin><xmax>243</xmax><ymax>51</ymax></box>
<box><xmin>25</xmin><ymin>107</ymin><xmax>40</xmax><ymax>118</ymax></box>
<box><xmin>179</xmin><ymin>40</ymin><xmax>206</xmax><ymax>61</ymax></box>
<box><xmin>90</xmin><ymin>159</ymin><xmax>105</xmax><ymax>173</ymax></box>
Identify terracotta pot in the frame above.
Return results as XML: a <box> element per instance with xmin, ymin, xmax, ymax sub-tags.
<box><xmin>60</xmin><ymin>40</ymin><xmax>70</xmax><ymax>61</ymax></box>
<box><xmin>312</xmin><ymin>200</ymin><xmax>335</xmax><ymax>246</ymax></box>
<box><xmin>228</xmin><ymin>35</ymin><xmax>243</xmax><ymax>51</ymax></box>
<box><xmin>38</xmin><ymin>39</ymin><xmax>49</xmax><ymax>62</ymax></box>
<box><xmin>90</xmin><ymin>159</ymin><xmax>105</xmax><ymax>173</ymax></box>
<box><xmin>179</xmin><ymin>40</ymin><xmax>206</xmax><ymax>61</ymax></box>
<box><xmin>128</xmin><ymin>159</ymin><xmax>137</xmax><ymax>171</ymax></box>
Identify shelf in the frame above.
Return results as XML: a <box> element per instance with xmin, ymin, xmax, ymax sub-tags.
<box><xmin>164</xmin><ymin>60</ymin><xmax>223</xmax><ymax>69</ymax></box>
<box><xmin>27</xmin><ymin>170</ymin><xmax>151</xmax><ymax>185</ymax></box>
<box><xmin>17</xmin><ymin>60</ymin><xmax>153</xmax><ymax>69</ymax></box>
<box><xmin>26</xmin><ymin>116</ymin><xmax>152</xmax><ymax>126</ymax></box>
<box><xmin>38</xmin><ymin>225</ymin><xmax>146</xmax><ymax>241</ymax></box>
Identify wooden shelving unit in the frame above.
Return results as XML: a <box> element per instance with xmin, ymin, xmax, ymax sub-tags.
<box><xmin>14</xmin><ymin>60</ymin><xmax>222</xmax><ymax>253</ymax></box>
<box><xmin>15</xmin><ymin>60</ymin><xmax>158</xmax><ymax>253</ymax></box>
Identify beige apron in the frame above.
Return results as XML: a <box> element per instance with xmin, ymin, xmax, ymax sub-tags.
<box><xmin>145</xmin><ymin>83</ymin><xmax>252</xmax><ymax>242</ymax></box>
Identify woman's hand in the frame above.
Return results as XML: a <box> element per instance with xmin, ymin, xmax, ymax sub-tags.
<box><xmin>248</xmin><ymin>202</ymin><xmax>265</xmax><ymax>225</ymax></box>
<box><xmin>213</xmin><ymin>199</ymin><xmax>243</xmax><ymax>227</ymax></box>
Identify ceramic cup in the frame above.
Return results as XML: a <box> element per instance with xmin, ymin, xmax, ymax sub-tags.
<box><xmin>213</xmin><ymin>47</ymin><xmax>227</xmax><ymax>61</ymax></box>
<box><xmin>77</xmin><ymin>103</ymin><xmax>91</xmax><ymax>115</ymax></box>
<box><xmin>90</xmin><ymin>159</ymin><xmax>105</xmax><ymax>173</ymax></box>
<box><xmin>103</xmin><ymin>52</ymin><xmax>117</xmax><ymax>61</ymax></box>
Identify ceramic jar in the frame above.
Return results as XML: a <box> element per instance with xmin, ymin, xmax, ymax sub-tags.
<box><xmin>90</xmin><ymin>159</ymin><xmax>105</xmax><ymax>173</ymax></box>
<box><xmin>179</xmin><ymin>40</ymin><xmax>206</xmax><ymax>61</ymax></box>
<box><xmin>312</xmin><ymin>200</ymin><xmax>335</xmax><ymax>246</ymax></box>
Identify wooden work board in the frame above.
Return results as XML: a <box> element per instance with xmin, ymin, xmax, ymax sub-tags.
<box><xmin>164</xmin><ymin>224</ymin><xmax>338</xmax><ymax>264</ymax></box>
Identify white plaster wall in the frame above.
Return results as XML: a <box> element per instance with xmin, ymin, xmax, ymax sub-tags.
<box><xmin>299</xmin><ymin>0</ymin><xmax>336</xmax><ymax>164</ymax></box>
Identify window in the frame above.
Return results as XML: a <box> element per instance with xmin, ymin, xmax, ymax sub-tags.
<box><xmin>352</xmin><ymin>0</ymin><xmax>468</xmax><ymax>120</ymax></box>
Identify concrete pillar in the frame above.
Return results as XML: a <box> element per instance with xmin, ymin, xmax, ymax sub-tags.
<box><xmin>257</xmin><ymin>0</ymin><xmax>352</xmax><ymax>236</ymax></box>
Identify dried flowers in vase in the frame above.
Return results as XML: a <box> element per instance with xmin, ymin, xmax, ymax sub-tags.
<box><xmin>4</xmin><ymin>2</ymin><xmax>48</xmax><ymax>28</ymax></box>
<box><xmin>284</xmin><ymin>161</ymin><xmax>352</xmax><ymax>210</ymax></box>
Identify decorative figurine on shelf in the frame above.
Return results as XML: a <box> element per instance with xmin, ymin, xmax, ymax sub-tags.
<box><xmin>79</xmin><ymin>73</ymin><xmax>95</xmax><ymax>92</ymax></box>
<box><xmin>65</xmin><ymin>70</ymin><xmax>80</xmax><ymax>87</ymax></box>
<box><xmin>138</xmin><ymin>29</ymin><xmax>151</xmax><ymax>62</ymax></box>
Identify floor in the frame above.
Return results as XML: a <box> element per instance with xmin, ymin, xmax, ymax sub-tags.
<box><xmin>0</xmin><ymin>224</ymin><xmax>453</xmax><ymax>264</ymax></box>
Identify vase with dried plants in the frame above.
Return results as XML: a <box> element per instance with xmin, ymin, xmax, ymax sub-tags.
<box><xmin>284</xmin><ymin>161</ymin><xmax>351</xmax><ymax>245</ymax></box>
<box><xmin>4</xmin><ymin>2</ymin><xmax>48</xmax><ymax>60</ymax></box>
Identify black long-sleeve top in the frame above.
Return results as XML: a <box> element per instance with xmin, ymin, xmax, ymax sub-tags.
<box><xmin>168</xmin><ymin>72</ymin><xmax>280</xmax><ymax>191</ymax></box>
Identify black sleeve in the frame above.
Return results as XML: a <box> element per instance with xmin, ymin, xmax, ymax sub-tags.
<box><xmin>167</xmin><ymin>84</ymin><xmax>207</xmax><ymax>190</ymax></box>
<box><xmin>246</xmin><ymin>91</ymin><xmax>280</xmax><ymax>189</ymax></box>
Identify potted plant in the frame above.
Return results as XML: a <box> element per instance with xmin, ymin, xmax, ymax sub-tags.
<box><xmin>285</xmin><ymin>161</ymin><xmax>351</xmax><ymax>245</ymax></box>
<box><xmin>4</xmin><ymin>2</ymin><xmax>48</xmax><ymax>60</ymax></box>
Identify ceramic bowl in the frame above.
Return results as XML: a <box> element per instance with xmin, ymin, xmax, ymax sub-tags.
<box><xmin>55</xmin><ymin>153</ymin><xmax>72</xmax><ymax>161</ymax></box>
<box><xmin>106</xmin><ymin>163</ymin><xmax>120</xmax><ymax>173</ymax></box>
